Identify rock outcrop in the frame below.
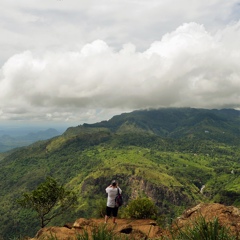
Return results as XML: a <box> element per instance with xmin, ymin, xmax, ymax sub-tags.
<box><xmin>174</xmin><ymin>203</ymin><xmax>240</xmax><ymax>236</ymax></box>
<box><xmin>33</xmin><ymin>203</ymin><xmax>240</xmax><ymax>239</ymax></box>
<box><xmin>34</xmin><ymin>218</ymin><xmax>163</xmax><ymax>240</ymax></box>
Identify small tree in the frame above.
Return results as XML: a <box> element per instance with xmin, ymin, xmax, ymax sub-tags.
<box><xmin>17</xmin><ymin>177</ymin><xmax>77</xmax><ymax>228</ymax></box>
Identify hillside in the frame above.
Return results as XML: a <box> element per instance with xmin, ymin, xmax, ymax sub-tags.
<box><xmin>0</xmin><ymin>107</ymin><xmax>239</xmax><ymax>238</ymax></box>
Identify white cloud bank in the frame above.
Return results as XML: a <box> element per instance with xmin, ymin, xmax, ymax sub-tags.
<box><xmin>0</xmin><ymin>22</ymin><xmax>240</xmax><ymax>124</ymax></box>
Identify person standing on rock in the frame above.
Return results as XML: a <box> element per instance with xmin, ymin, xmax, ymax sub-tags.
<box><xmin>105</xmin><ymin>180</ymin><xmax>122</xmax><ymax>224</ymax></box>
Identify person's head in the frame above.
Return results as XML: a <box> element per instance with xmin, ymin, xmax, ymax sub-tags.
<box><xmin>111</xmin><ymin>180</ymin><xmax>117</xmax><ymax>187</ymax></box>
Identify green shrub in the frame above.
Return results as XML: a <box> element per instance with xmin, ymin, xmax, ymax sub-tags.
<box><xmin>124</xmin><ymin>197</ymin><xmax>157</xmax><ymax>219</ymax></box>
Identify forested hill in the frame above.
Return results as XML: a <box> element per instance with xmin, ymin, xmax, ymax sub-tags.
<box><xmin>0</xmin><ymin>107</ymin><xmax>240</xmax><ymax>238</ymax></box>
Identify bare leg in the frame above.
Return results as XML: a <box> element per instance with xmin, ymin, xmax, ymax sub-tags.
<box><xmin>113</xmin><ymin>217</ymin><xmax>116</xmax><ymax>223</ymax></box>
<box><xmin>105</xmin><ymin>215</ymin><xmax>109</xmax><ymax>223</ymax></box>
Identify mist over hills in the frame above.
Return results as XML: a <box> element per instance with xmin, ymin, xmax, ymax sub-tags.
<box><xmin>0</xmin><ymin>128</ymin><xmax>61</xmax><ymax>152</ymax></box>
<box><xmin>0</xmin><ymin>107</ymin><xmax>239</xmax><ymax>238</ymax></box>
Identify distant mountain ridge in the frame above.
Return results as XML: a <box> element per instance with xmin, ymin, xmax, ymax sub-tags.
<box><xmin>0</xmin><ymin>128</ymin><xmax>60</xmax><ymax>152</ymax></box>
<box><xmin>68</xmin><ymin>108</ymin><xmax>240</xmax><ymax>144</ymax></box>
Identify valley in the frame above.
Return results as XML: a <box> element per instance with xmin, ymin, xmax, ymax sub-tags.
<box><xmin>0</xmin><ymin>108</ymin><xmax>239</xmax><ymax>238</ymax></box>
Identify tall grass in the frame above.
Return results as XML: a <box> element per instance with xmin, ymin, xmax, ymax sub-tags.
<box><xmin>161</xmin><ymin>216</ymin><xmax>236</xmax><ymax>240</ymax></box>
<box><xmin>76</xmin><ymin>224</ymin><xmax>131</xmax><ymax>240</ymax></box>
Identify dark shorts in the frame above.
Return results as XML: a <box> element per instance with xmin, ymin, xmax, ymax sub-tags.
<box><xmin>106</xmin><ymin>206</ymin><xmax>118</xmax><ymax>217</ymax></box>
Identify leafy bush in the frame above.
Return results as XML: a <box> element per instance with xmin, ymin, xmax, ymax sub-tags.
<box><xmin>124</xmin><ymin>197</ymin><xmax>157</xmax><ymax>219</ymax></box>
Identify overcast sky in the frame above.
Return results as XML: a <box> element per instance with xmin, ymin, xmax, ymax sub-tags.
<box><xmin>0</xmin><ymin>0</ymin><xmax>240</xmax><ymax>127</ymax></box>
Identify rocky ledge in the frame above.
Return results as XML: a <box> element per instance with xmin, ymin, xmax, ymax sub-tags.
<box><xmin>32</xmin><ymin>203</ymin><xmax>240</xmax><ymax>239</ymax></box>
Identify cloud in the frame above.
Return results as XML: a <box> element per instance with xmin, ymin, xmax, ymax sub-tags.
<box><xmin>0</xmin><ymin>0</ymin><xmax>239</xmax><ymax>66</ymax></box>
<box><xmin>0</xmin><ymin>21</ymin><xmax>240</xmax><ymax>123</ymax></box>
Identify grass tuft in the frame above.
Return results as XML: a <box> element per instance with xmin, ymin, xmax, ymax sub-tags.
<box><xmin>161</xmin><ymin>216</ymin><xmax>236</xmax><ymax>240</ymax></box>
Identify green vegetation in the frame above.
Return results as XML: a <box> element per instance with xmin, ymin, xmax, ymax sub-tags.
<box><xmin>17</xmin><ymin>177</ymin><xmax>77</xmax><ymax>228</ymax></box>
<box><xmin>0</xmin><ymin>108</ymin><xmax>239</xmax><ymax>238</ymax></box>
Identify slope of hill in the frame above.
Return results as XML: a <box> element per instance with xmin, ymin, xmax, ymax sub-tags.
<box><xmin>0</xmin><ymin>108</ymin><xmax>239</xmax><ymax>238</ymax></box>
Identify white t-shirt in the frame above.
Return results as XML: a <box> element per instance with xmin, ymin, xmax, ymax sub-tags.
<box><xmin>106</xmin><ymin>187</ymin><xmax>122</xmax><ymax>208</ymax></box>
